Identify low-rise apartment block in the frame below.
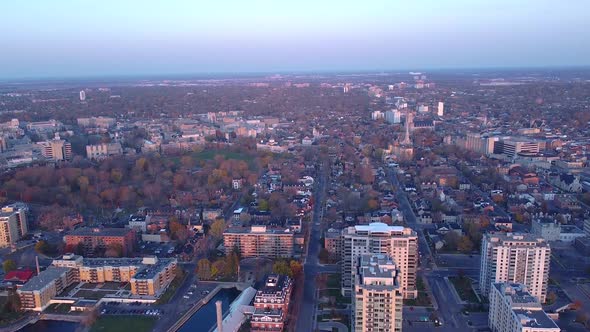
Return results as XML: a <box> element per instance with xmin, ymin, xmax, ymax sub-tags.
<box><xmin>223</xmin><ymin>226</ymin><xmax>294</xmax><ymax>258</ymax></box>
<box><xmin>17</xmin><ymin>267</ymin><xmax>76</xmax><ymax>311</ymax></box>
<box><xmin>64</xmin><ymin>227</ymin><xmax>136</xmax><ymax>256</ymax></box>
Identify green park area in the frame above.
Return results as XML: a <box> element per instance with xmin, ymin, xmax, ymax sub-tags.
<box><xmin>90</xmin><ymin>316</ymin><xmax>156</xmax><ymax>332</ymax></box>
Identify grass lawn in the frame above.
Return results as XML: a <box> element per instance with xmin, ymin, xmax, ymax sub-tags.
<box><xmin>90</xmin><ymin>316</ymin><xmax>156</xmax><ymax>332</ymax></box>
<box><xmin>326</xmin><ymin>274</ymin><xmax>341</xmax><ymax>289</ymax></box>
<box><xmin>99</xmin><ymin>282</ymin><xmax>125</xmax><ymax>290</ymax></box>
<box><xmin>0</xmin><ymin>296</ymin><xmax>25</xmax><ymax>327</ymax></box>
<box><xmin>449</xmin><ymin>276</ymin><xmax>480</xmax><ymax>303</ymax></box>
<box><xmin>320</xmin><ymin>288</ymin><xmax>351</xmax><ymax>305</ymax></box>
<box><xmin>74</xmin><ymin>289</ymin><xmax>116</xmax><ymax>300</ymax></box>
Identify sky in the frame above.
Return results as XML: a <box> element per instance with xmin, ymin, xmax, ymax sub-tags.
<box><xmin>1</xmin><ymin>0</ymin><xmax>589</xmax><ymax>79</ymax></box>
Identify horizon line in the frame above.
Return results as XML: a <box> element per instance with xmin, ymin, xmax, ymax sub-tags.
<box><xmin>2</xmin><ymin>64</ymin><xmax>590</xmax><ymax>83</ymax></box>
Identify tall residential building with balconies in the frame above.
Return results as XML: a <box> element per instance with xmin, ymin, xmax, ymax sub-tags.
<box><xmin>353</xmin><ymin>254</ymin><xmax>403</xmax><ymax>332</ymax></box>
<box><xmin>489</xmin><ymin>283</ymin><xmax>560</xmax><ymax>332</ymax></box>
<box><xmin>223</xmin><ymin>225</ymin><xmax>294</xmax><ymax>258</ymax></box>
<box><xmin>341</xmin><ymin>222</ymin><xmax>418</xmax><ymax>299</ymax></box>
<box><xmin>0</xmin><ymin>204</ymin><xmax>28</xmax><ymax>247</ymax></box>
<box><xmin>480</xmin><ymin>233</ymin><xmax>551</xmax><ymax>303</ymax></box>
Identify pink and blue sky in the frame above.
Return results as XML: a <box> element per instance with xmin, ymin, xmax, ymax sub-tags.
<box><xmin>1</xmin><ymin>0</ymin><xmax>589</xmax><ymax>78</ymax></box>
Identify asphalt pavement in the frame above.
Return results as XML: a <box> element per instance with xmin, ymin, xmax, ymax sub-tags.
<box><xmin>296</xmin><ymin>163</ymin><xmax>327</xmax><ymax>332</ymax></box>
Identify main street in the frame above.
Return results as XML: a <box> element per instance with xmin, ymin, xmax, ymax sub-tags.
<box><xmin>296</xmin><ymin>161</ymin><xmax>328</xmax><ymax>332</ymax></box>
<box><xmin>389</xmin><ymin>168</ymin><xmax>486</xmax><ymax>330</ymax></box>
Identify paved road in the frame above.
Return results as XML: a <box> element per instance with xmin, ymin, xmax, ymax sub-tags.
<box><xmin>388</xmin><ymin>168</ymin><xmax>433</xmax><ymax>262</ymax></box>
<box><xmin>296</xmin><ymin>162</ymin><xmax>327</xmax><ymax>332</ymax></box>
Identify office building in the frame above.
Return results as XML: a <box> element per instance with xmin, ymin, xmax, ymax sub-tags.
<box><xmin>489</xmin><ymin>283</ymin><xmax>560</xmax><ymax>332</ymax></box>
<box><xmin>86</xmin><ymin>142</ymin><xmax>123</xmax><ymax>159</ymax></box>
<box><xmin>39</xmin><ymin>134</ymin><xmax>72</xmax><ymax>161</ymax></box>
<box><xmin>480</xmin><ymin>233</ymin><xmax>551</xmax><ymax>303</ymax></box>
<box><xmin>494</xmin><ymin>137</ymin><xmax>545</xmax><ymax>158</ymax></box>
<box><xmin>531</xmin><ymin>218</ymin><xmax>561</xmax><ymax>242</ymax></box>
<box><xmin>251</xmin><ymin>274</ymin><xmax>293</xmax><ymax>332</ymax></box>
<box><xmin>223</xmin><ymin>225</ymin><xmax>294</xmax><ymax>258</ymax></box>
<box><xmin>341</xmin><ymin>223</ymin><xmax>418</xmax><ymax>299</ymax></box>
<box><xmin>64</xmin><ymin>227</ymin><xmax>136</xmax><ymax>256</ymax></box>
<box><xmin>353</xmin><ymin>254</ymin><xmax>403</xmax><ymax>332</ymax></box>
<box><xmin>0</xmin><ymin>204</ymin><xmax>28</xmax><ymax>247</ymax></box>
<box><xmin>437</xmin><ymin>101</ymin><xmax>444</xmax><ymax>117</ymax></box>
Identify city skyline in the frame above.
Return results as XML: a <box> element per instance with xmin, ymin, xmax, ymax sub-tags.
<box><xmin>1</xmin><ymin>0</ymin><xmax>589</xmax><ymax>79</ymax></box>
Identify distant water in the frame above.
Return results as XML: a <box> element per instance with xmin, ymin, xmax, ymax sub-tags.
<box><xmin>178</xmin><ymin>287</ymin><xmax>240</xmax><ymax>332</ymax></box>
<box><xmin>20</xmin><ymin>320</ymin><xmax>79</xmax><ymax>332</ymax></box>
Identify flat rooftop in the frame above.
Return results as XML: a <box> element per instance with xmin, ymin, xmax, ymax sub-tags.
<box><xmin>487</xmin><ymin>233</ymin><xmax>549</xmax><ymax>247</ymax></box>
<box><xmin>19</xmin><ymin>267</ymin><xmax>71</xmax><ymax>292</ymax></box>
<box><xmin>67</xmin><ymin>227</ymin><xmax>132</xmax><ymax>237</ymax></box>
<box><xmin>257</xmin><ymin>274</ymin><xmax>291</xmax><ymax>296</ymax></box>
<box><xmin>513</xmin><ymin>309</ymin><xmax>559</xmax><ymax>329</ymax></box>
<box><xmin>224</xmin><ymin>226</ymin><xmax>293</xmax><ymax>235</ymax></box>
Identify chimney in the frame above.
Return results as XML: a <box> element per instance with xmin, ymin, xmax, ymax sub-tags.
<box><xmin>216</xmin><ymin>300</ymin><xmax>223</xmax><ymax>332</ymax></box>
<box><xmin>35</xmin><ymin>256</ymin><xmax>40</xmax><ymax>275</ymax></box>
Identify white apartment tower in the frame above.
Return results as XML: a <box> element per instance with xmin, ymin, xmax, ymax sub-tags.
<box><xmin>480</xmin><ymin>233</ymin><xmax>551</xmax><ymax>303</ymax></box>
<box><xmin>489</xmin><ymin>283</ymin><xmax>560</xmax><ymax>332</ymax></box>
<box><xmin>79</xmin><ymin>90</ymin><xmax>86</xmax><ymax>101</ymax></box>
<box><xmin>354</xmin><ymin>254</ymin><xmax>403</xmax><ymax>332</ymax></box>
<box><xmin>341</xmin><ymin>223</ymin><xmax>418</xmax><ymax>299</ymax></box>
<box><xmin>437</xmin><ymin>101</ymin><xmax>444</xmax><ymax>117</ymax></box>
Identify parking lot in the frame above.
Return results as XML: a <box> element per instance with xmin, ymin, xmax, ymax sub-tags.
<box><xmin>101</xmin><ymin>301</ymin><xmax>163</xmax><ymax>317</ymax></box>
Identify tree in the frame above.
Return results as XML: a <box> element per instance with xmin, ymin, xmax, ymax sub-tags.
<box><xmin>210</xmin><ymin>218</ymin><xmax>226</xmax><ymax>239</ymax></box>
<box><xmin>289</xmin><ymin>260</ymin><xmax>303</xmax><ymax>278</ymax></box>
<box><xmin>105</xmin><ymin>243</ymin><xmax>123</xmax><ymax>258</ymax></box>
<box><xmin>35</xmin><ymin>240</ymin><xmax>49</xmax><ymax>255</ymax></box>
<box><xmin>457</xmin><ymin>236</ymin><xmax>474</xmax><ymax>253</ymax></box>
<box><xmin>224</xmin><ymin>252</ymin><xmax>239</xmax><ymax>277</ymax></box>
<box><xmin>2</xmin><ymin>259</ymin><xmax>16</xmax><ymax>273</ymax></box>
<box><xmin>272</xmin><ymin>260</ymin><xmax>291</xmax><ymax>276</ymax></box>
<box><xmin>443</xmin><ymin>232</ymin><xmax>460</xmax><ymax>251</ymax></box>
<box><xmin>546</xmin><ymin>291</ymin><xmax>557</xmax><ymax>304</ymax></box>
<box><xmin>258</xmin><ymin>199</ymin><xmax>269</xmax><ymax>211</ymax></box>
<box><xmin>211</xmin><ymin>260</ymin><xmax>226</xmax><ymax>278</ymax></box>
<box><xmin>575</xmin><ymin>312</ymin><xmax>589</xmax><ymax>327</ymax></box>
<box><xmin>170</xmin><ymin>220</ymin><xmax>189</xmax><ymax>243</ymax></box>
<box><xmin>197</xmin><ymin>258</ymin><xmax>212</xmax><ymax>280</ymax></box>
<box><xmin>81</xmin><ymin>308</ymin><xmax>99</xmax><ymax>327</ymax></box>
